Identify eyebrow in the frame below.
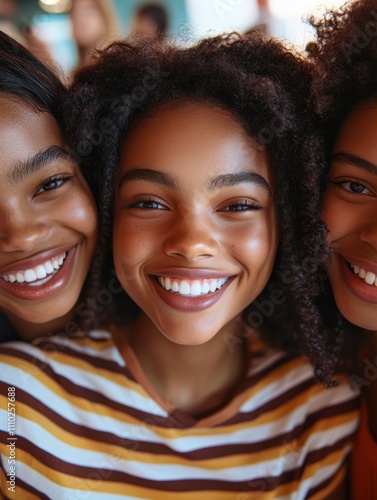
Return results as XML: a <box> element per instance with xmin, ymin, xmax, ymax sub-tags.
<box><xmin>332</xmin><ymin>152</ymin><xmax>377</xmax><ymax>177</ymax></box>
<box><xmin>118</xmin><ymin>168</ymin><xmax>177</xmax><ymax>190</ymax></box>
<box><xmin>8</xmin><ymin>146</ymin><xmax>76</xmax><ymax>184</ymax></box>
<box><xmin>118</xmin><ymin>168</ymin><xmax>271</xmax><ymax>194</ymax></box>
<box><xmin>208</xmin><ymin>172</ymin><xmax>271</xmax><ymax>194</ymax></box>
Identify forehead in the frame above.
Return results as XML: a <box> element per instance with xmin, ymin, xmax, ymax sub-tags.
<box><xmin>335</xmin><ymin>100</ymin><xmax>377</xmax><ymax>153</ymax></box>
<box><xmin>0</xmin><ymin>96</ymin><xmax>62</xmax><ymax>160</ymax></box>
<box><xmin>119</xmin><ymin>101</ymin><xmax>271</xmax><ymax>183</ymax></box>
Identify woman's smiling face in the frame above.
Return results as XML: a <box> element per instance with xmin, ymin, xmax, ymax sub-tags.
<box><xmin>113</xmin><ymin>101</ymin><xmax>278</xmax><ymax>345</ymax></box>
<box><xmin>323</xmin><ymin>100</ymin><xmax>377</xmax><ymax>330</ymax></box>
<box><xmin>0</xmin><ymin>97</ymin><xmax>98</xmax><ymax>328</ymax></box>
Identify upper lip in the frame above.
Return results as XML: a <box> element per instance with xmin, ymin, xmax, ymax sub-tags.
<box><xmin>340</xmin><ymin>255</ymin><xmax>377</xmax><ymax>276</ymax></box>
<box><xmin>0</xmin><ymin>245</ymin><xmax>74</xmax><ymax>275</ymax></box>
<box><xmin>149</xmin><ymin>268</ymin><xmax>234</xmax><ymax>279</ymax></box>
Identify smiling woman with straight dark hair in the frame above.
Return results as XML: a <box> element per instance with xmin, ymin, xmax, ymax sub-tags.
<box><xmin>0</xmin><ymin>31</ymin><xmax>98</xmax><ymax>341</ymax></box>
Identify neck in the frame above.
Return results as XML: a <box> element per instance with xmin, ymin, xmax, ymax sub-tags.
<box><xmin>4</xmin><ymin>307</ymin><xmax>78</xmax><ymax>341</ymax></box>
<box><xmin>362</xmin><ymin>330</ymin><xmax>377</xmax><ymax>440</ymax></box>
<box><xmin>126</xmin><ymin>313</ymin><xmax>248</xmax><ymax>419</ymax></box>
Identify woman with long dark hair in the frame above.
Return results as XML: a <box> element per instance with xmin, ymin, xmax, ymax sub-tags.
<box><xmin>0</xmin><ymin>31</ymin><xmax>98</xmax><ymax>341</ymax></box>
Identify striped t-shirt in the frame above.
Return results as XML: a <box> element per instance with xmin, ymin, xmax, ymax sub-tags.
<box><xmin>0</xmin><ymin>328</ymin><xmax>359</xmax><ymax>499</ymax></box>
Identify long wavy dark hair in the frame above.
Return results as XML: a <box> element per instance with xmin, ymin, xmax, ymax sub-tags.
<box><xmin>66</xmin><ymin>32</ymin><xmax>344</xmax><ymax>383</ymax></box>
<box><xmin>306</xmin><ymin>0</ymin><xmax>376</xmax><ymax>366</ymax></box>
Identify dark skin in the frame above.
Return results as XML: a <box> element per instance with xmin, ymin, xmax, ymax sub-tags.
<box><xmin>0</xmin><ymin>97</ymin><xmax>98</xmax><ymax>340</ymax></box>
<box><xmin>121</xmin><ymin>315</ymin><xmax>247</xmax><ymax>418</ymax></box>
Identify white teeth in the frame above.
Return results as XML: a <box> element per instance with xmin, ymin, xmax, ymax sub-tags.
<box><xmin>365</xmin><ymin>272</ymin><xmax>376</xmax><ymax>285</ymax></box>
<box><xmin>36</xmin><ymin>265</ymin><xmax>47</xmax><ymax>279</ymax></box>
<box><xmin>1</xmin><ymin>252</ymin><xmax>67</xmax><ymax>285</ymax></box>
<box><xmin>24</xmin><ymin>269</ymin><xmax>37</xmax><ymax>283</ymax></box>
<box><xmin>179</xmin><ymin>281</ymin><xmax>191</xmax><ymax>295</ymax></box>
<box><xmin>191</xmin><ymin>281</ymin><xmax>202</xmax><ymax>296</ymax></box>
<box><xmin>158</xmin><ymin>277</ymin><xmax>229</xmax><ymax>296</ymax></box>
<box><xmin>165</xmin><ymin>277</ymin><xmax>172</xmax><ymax>291</ymax></box>
<box><xmin>45</xmin><ymin>261</ymin><xmax>54</xmax><ymax>274</ymax></box>
<box><xmin>16</xmin><ymin>273</ymin><xmax>25</xmax><ymax>283</ymax></box>
<box><xmin>351</xmin><ymin>263</ymin><xmax>377</xmax><ymax>287</ymax></box>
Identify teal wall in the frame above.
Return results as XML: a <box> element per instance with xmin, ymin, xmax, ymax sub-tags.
<box><xmin>113</xmin><ymin>0</ymin><xmax>188</xmax><ymax>35</ymax></box>
<box><xmin>15</xmin><ymin>1</ymin><xmax>44</xmax><ymax>29</ymax></box>
<box><xmin>12</xmin><ymin>0</ymin><xmax>189</xmax><ymax>71</ymax></box>
<box><xmin>16</xmin><ymin>0</ymin><xmax>188</xmax><ymax>35</ymax></box>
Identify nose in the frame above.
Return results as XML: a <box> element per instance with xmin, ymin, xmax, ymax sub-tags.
<box><xmin>0</xmin><ymin>206</ymin><xmax>49</xmax><ymax>253</ymax></box>
<box><xmin>163</xmin><ymin>211</ymin><xmax>219</xmax><ymax>261</ymax></box>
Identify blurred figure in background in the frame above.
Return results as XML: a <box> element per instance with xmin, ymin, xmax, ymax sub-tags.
<box><xmin>131</xmin><ymin>2</ymin><xmax>169</xmax><ymax>40</ymax></box>
<box><xmin>0</xmin><ymin>0</ymin><xmax>53</xmax><ymax>69</ymax></box>
<box><xmin>70</xmin><ymin>0</ymin><xmax>119</xmax><ymax>68</ymax></box>
<box><xmin>0</xmin><ymin>0</ymin><xmax>20</xmax><ymax>39</ymax></box>
<box><xmin>245</xmin><ymin>0</ymin><xmax>272</xmax><ymax>38</ymax></box>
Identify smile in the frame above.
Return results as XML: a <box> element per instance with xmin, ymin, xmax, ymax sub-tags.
<box><xmin>1</xmin><ymin>252</ymin><xmax>67</xmax><ymax>287</ymax></box>
<box><xmin>0</xmin><ymin>246</ymin><xmax>78</xmax><ymax>302</ymax></box>
<box><xmin>350</xmin><ymin>263</ymin><xmax>377</xmax><ymax>287</ymax></box>
<box><xmin>157</xmin><ymin>276</ymin><xmax>229</xmax><ymax>296</ymax></box>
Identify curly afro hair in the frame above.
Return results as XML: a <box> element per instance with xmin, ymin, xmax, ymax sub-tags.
<box><xmin>65</xmin><ymin>32</ymin><xmax>343</xmax><ymax>384</ymax></box>
<box><xmin>308</xmin><ymin>0</ymin><xmax>377</xmax><ymax>156</ymax></box>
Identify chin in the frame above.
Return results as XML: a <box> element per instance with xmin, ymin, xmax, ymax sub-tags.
<box><xmin>161</xmin><ymin>331</ymin><xmax>215</xmax><ymax>346</ymax></box>
<box><xmin>336</xmin><ymin>299</ymin><xmax>377</xmax><ymax>332</ymax></box>
<box><xmin>157</xmin><ymin>322</ymin><xmax>219</xmax><ymax>346</ymax></box>
<box><xmin>343</xmin><ymin>315</ymin><xmax>377</xmax><ymax>331</ymax></box>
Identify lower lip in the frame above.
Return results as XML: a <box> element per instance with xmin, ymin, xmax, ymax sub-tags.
<box><xmin>0</xmin><ymin>247</ymin><xmax>77</xmax><ymax>302</ymax></box>
<box><xmin>150</xmin><ymin>276</ymin><xmax>234</xmax><ymax>312</ymax></box>
<box><xmin>340</xmin><ymin>257</ymin><xmax>377</xmax><ymax>304</ymax></box>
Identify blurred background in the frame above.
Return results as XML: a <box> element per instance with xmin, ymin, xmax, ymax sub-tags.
<box><xmin>0</xmin><ymin>0</ymin><xmax>348</xmax><ymax>77</ymax></box>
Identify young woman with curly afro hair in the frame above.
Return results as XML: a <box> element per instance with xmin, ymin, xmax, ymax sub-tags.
<box><xmin>308</xmin><ymin>0</ymin><xmax>377</xmax><ymax>497</ymax></box>
<box><xmin>0</xmin><ymin>32</ymin><xmax>359</xmax><ymax>498</ymax></box>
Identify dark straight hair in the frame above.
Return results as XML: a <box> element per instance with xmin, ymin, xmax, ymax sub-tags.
<box><xmin>0</xmin><ymin>30</ymin><xmax>66</xmax><ymax>123</ymax></box>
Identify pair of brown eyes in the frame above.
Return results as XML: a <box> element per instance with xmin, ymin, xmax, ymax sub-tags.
<box><xmin>126</xmin><ymin>198</ymin><xmax>262</xmax><ymax>211</ymax></box>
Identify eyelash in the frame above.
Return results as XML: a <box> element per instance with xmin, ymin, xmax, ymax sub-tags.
<box><xmin>36</xmin><ymin>175</ymin><xmax>73</xmax><ymax>195</ymax></box>
<box><xmin>332</xmin><ymin>178</ymin><xmax>372</xmax><ymax>196</ymax></box>
<box><xmin>125</xmin><ymin>197</ymin><xmax>262</xmax><ymax>212</ymax></box>
<box><xmin>126</xmin><ymin>196</ymin><xmax>166</xmax><ymax>210</ymax></box>
<box><xmin>221</xmin><ymin>200</ymin><xmax>262</xmax><ymax>211</ymax></box>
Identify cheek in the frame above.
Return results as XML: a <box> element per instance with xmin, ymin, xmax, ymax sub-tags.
<box><xmin>323</xmin><ymin>196</ymin><xmax>358</xmax><ymax>245</ymax></box>
<box><xmin>232</xmin><ymin>218</ymin><xmax>278</xmax><ymax>270</ymax></box>
<box><xmin>64</xmin><ymin>189</ymin><xmax>98</xmax><ymax>238</ymax></box>
<box><xmin>112</xmin><ymin>217</ymin><xmax>149</xmax><ymax>279</ymax></box>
